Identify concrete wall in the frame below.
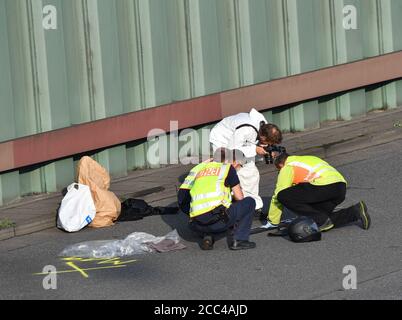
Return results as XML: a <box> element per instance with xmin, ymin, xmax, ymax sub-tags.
<box><xmin>1</xmin><ymin>0</ymin><xmax>402</xmax><ymax>205</ymax></box>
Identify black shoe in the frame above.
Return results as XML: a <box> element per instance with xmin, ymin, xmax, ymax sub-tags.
<box><xmin>318</xmin><ymin>218</ymin><xmax>334</xmax><ymax>232</ymax></box>
<box><xmin>226</xmin><ymin>227</ymin><xmax>235</xmax><ymax>241</ymax></box>
<box><xmin>229</xmin><ymin>240</ymin><xmax>256</xmax><ymax>250</ymax></box>
<box><xmin>201</xmin><ymin>235</ymin><xmax>214</xmax><ymax>250</ymax></box>
<box><xmin>254</xmin><ymin>209</ymin><xmax>266</xmax><ymax>222</ymax></box>
<box><xmin>354</xmin><ymin>201</ymin><xmax>371</xmax><ymax>230</ymax></box>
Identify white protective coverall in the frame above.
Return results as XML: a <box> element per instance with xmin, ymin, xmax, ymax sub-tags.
<box><xmin>209</xmin><ymin>108</ymin><xmax>267</xmax><ymax>210</ymax></box>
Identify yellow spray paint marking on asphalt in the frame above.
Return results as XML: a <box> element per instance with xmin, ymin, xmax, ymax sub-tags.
<box><xmin>96</xmin><ymin>258</ymin><xmax>137</xmax><ymax>266</ymax></box>
<box><xmin>33</xmin><ymin>257</ymin><xmax>138</xmax><ymax>279</ymax></box>
<box><xmin>61</xmin><ymin>257</ymin><xmax>137</xmax><ymax>265</ymax></box>
<box><xmin>64</xmin><ymin>262</ymin><xmax>90</xmax><ymax>278</ymax></box>
<box><xmin>34</xmin><ymin>264</ymin><xmax>127</xmax><ymax>277</ymax></box>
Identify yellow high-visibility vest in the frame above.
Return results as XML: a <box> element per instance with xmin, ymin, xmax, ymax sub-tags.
<box><xmin>286</xmin><ymin>156</ymin><xmax>346</xmax><ymax>185</ymax></box>
<box><xmin>268</xmin><ymin>155</ymin><xmax>346</xmax><ymax>225</ymax></box>
<box><xmin>180</xmin><ymin>162</ymin><xmax>232</xmax><ymax>218</ymax></box>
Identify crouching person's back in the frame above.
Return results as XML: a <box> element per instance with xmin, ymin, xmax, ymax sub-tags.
<box><xmin>178</xmin><ymin>148</ymin><xmax>256</xmax><ymax>250</ymax></box>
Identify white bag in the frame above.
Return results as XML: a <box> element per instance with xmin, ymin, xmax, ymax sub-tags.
<box><xmin>57</xmin><ymin>183</ymin><xmax>96</xmax><ymax>232</ymax></box>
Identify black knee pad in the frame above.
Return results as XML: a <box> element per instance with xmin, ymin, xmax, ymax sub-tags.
<box><xmin>277</xmin><ymin>191</ymin><xmax>286</xmax><ymax>204</ymax></box>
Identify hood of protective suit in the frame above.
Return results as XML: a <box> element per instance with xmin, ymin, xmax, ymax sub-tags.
<box><xmin>248</xmin><ymin>108</ymin><xmax>267</xmax><ymax>128</ymax></box>
<box><xmin>209</xmin><ymin>108</ymin><xmax>268</xmax><ymax>158</ymax></box>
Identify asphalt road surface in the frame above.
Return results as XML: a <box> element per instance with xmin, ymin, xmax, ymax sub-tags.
<box><xmin>1</xmin><ymin>139</ymin><xmax>402</xmax><ymax>300</ymax></box>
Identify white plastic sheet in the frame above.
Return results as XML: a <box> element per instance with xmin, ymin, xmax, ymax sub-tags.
<box><xmin>59</xmin><ymin>229</ymin><xmax>184</xmax><ymax>258</ymax></box>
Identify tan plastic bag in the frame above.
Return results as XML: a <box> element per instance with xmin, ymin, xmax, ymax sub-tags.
<box><xmin>76</xmin><ymin>156</ymin><xmax>121</xmax><ymax>228</ymax></box>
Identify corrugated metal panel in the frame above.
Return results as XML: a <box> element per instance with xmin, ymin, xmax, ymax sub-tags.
<box><xmin>1</xmin><ymin>0</ymin><xmax>402</xmax><ymax>205</ymax></box>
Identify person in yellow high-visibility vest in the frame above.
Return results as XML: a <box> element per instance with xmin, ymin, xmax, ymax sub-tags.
<box><xmin>178</xmin><ymin>148</ymin><xmax>256</xmax><ymax>250</ymax></box>
<box><xmin>264</xmin><ymin>152</ymin><xmax>371</xmax><ymax>232</ymax></box>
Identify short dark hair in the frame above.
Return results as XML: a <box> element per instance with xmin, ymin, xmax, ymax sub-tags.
<box><xmin>213</xmin><ymin>148</ymin><xmax>245</xmax><ymax>164</ymax></box>
<box><xmin>259</xmin><ymin>124</ymin><xmax>283</xmax><ymax>144</ymax></box>
<box><xmin>274</xmin><ymin>152</ymin><xmax>289</xmax><ymax>168</ymax></box>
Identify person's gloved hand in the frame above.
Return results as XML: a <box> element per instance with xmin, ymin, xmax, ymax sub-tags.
<box><xmin>261</xmin><ymin>221</ymin><xmax>278</xmax><ymax>230</ymax></box>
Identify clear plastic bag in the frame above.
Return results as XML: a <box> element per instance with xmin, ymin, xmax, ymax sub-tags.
<box><xmin>59</xmin><ymin>229</ymin><xmax>183</xmax><ymax>258</ymax></box>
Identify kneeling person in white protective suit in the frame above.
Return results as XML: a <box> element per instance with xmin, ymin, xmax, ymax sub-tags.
<box><xmin>209</xmin><ymin>108</ymin><xmax>283</xmax><ymax>211</ymax></box>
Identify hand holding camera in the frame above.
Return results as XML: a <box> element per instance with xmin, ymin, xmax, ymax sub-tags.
<box><xmin>262</xmin><ymin>145</ymin><xmax>287</xmax><ymax>164</ymax></box>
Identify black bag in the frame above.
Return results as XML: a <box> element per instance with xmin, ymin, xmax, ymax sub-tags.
<box><xmin>118</xmin><ymin>199</ymin><xmax>153</xmax><ymax>221</ymax></box>
<box><xmin>118</xmin><ymin>199</ymin><xmax>179</xmax><ymax>222</ymax></box>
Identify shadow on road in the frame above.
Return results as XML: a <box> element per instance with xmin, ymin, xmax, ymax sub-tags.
<box><xmin>160</xmin><ymin>171</ymin><xmax>230</xmax><ymax>248</ymax></box>
<box><xmin>160</xmin><ymin>175</ymin><xmax>299</xmax><ymax>247</ymax></box>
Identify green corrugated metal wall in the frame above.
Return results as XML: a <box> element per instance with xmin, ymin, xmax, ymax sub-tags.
<box><xmin>1</xmin><ymin>0</ymin><xmax>402</xmax><ymax>205</ymax></box>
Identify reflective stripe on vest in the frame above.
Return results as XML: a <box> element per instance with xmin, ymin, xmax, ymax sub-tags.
<box><xmin>180</xmin><ymin>169</ymin><xmax>198</xmax><ymax>189</ymax></box>
<box><xmin>189</xmin><ymin>163</ymin><xmax>232</xmax><ymax>218</ymax></box>
<box><xmin>192</xmin><ymin>191</ymin><xmax>223</xmax><ymax>202</ymax></box>
<box><xmin>288</xmin><ymin>161</ymin><xmax>335</xmax><ymax>184</ymax></box>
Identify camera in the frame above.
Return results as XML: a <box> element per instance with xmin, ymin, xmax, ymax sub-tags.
<box><xmin>263</xmin><ymin>145</ymin><xmax>287</xmax><ymax>164</ymax></box>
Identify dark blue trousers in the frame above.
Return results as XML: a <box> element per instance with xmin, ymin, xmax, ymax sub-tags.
<box><xmin>189</xmin><ymin>197</ymin><xmax>256</xmax><ymax>241</ymax></box>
